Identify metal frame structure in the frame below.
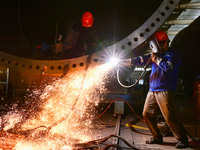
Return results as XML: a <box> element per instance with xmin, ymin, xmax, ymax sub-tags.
<box><xmin>163</xmin><ymin>0</ymin><xmax>200</xmax><ymax>41</ymax></box>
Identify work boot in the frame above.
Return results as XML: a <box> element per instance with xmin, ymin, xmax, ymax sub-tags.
<box><xmin>146</xmin><ymin>137</ymin><xmax>163</xmax><ymax>144</ymax></box>
<box><xmin>175</xmin><ymin>140</ymin><xmax>188</xmax><ymax>149</ymax></box>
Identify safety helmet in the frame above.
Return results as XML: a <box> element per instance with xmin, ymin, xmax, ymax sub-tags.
<box><xmin>81</xmin><ymin>11</ymin><xmax>94</xmax><ymax>27</ymax></box>
<box><xmin>154</xmin><ymin>30</ymin><xmax>169</xmax><ymax>42</ymax></box>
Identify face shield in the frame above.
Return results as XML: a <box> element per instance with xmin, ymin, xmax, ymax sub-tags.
<box><xmin>149</xmin><ymin>37</ymin><xmax>162</xmax><ymax>54</ymax></box>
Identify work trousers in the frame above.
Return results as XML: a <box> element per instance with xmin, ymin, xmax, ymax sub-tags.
<box><xmin>143</xmin><ymin>91</ymin><xmax>188</xmax><ymax>141</ymax></box>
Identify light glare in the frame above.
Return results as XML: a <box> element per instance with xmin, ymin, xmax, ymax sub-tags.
<box><xmin>108</xmin><ymin>57</ymin><xmax>119</xmax><ymax>66</ymax></box>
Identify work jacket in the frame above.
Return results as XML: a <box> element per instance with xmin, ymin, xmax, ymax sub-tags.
<box><xmin>131</xmin><ymin>48</ymin><xmax>181</xmax><ymax>91</ymax></box>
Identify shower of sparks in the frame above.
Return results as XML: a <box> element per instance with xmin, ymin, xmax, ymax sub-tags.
<box><xmin>1</xmin><ymin>63</ymin><xmax>115</xmax><ymax>150</ymax></box>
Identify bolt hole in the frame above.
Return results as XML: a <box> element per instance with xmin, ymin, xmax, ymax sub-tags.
<box><xmin>134</xmin><ymin>38</ymin><xmax>138</xmax><ymax>42</ymax></box>
<box><xmin>161</xmin><ymin>12</ymin><xmax>165</xmax><ymax>16</ymax></box>
<box><xmin>165</xmin><ymin>6</ymin><xmax>170</xmax><ymax>10</ymax></box>
<box><xmin>145</xmin><ymin>28</ymin><xmax>150</xmax><ymax>32</ymax></box>
<box><xmin>58</xmin><ymin>66</ymin><xmax>62</xmax><ymax>70</ymax></box>
<box><xmin>50</xmin><ymin>66</ymin><xmax>54</xmax><ymax>70</ymax></box>
<box><xmin>72</xmin><ymin>64</ymin><xmax>76</xmax><ymax>68</ymax></box>
<box><xmin>140</xmin><ymin>33</ymin><xmax>144</xmax><ymax>37</ymax></box>
<box><xmin>80</xmin><ymin>63</ymin><xmax>84</xmax><ymax>66</ymax></box>
<box><xmin>156</xmin><ymin>18</ymin><xmax>160</xmax><ymax>22</ymax></box>
<box><xmin>170</xmin><ymin>0</ymin><xmax>174</xmax><ymax>4</ymax></box>
<box><xmin>29</xmin><ymin>65</ymin><xmax>32</xmax><ymax>69</ymax></box>
<box><xmin>36</xmin><ymin>65</ymin><xmax>40</xmax><ymax>70</ymax></box>
<box><xmin>94</xmin><ymin>59</ymin><xmax>98</xmax><ymax>62</ymax></box>
<box><xmin>121</xmin><ymin>46</ymin><xmax>125</xmax><ymax>50</ymax></box>
<box><xmin>127</xmin><ymin>42</ymin><xmax>132</xmax><ymax>46</ymax></box>
<box><xmin>151</xmin><ymin>23</ymin><xmax>155</xmax><ymax>27</ymax></box>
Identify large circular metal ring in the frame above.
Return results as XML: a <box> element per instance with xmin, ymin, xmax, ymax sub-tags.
<box><xmin>0</xmin><ymin>0</ymin><xmax>180</xmax><ymax>74</ymax></box>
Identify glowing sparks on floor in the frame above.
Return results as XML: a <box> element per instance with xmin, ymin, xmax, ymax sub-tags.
<box><xmin>2</xmin><ymin>63</ymin><xmax>114</xmax><ymax>150</ymax></box>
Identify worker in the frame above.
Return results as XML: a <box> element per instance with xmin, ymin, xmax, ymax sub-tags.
<box><xmin>129</xmin><ymin>30</ymin><xmax>188</xmax><ymax>148</ymax></box>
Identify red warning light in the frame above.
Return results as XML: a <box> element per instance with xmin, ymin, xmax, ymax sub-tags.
<box><xmin>81</xmin><ymin>11</ymin><xmax>94</xmax><ymax>27</ymax></box>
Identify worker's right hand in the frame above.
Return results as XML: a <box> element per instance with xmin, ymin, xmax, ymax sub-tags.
<box><xmin>151</xmin><ymin>53</ymin><xmax>159</xmax><ymax>63</ymax></box>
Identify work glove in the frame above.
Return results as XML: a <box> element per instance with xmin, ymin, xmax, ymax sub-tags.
<box><xmin>151</xmin><ymin>52</ymin><xmax>162</xmax><ymax>66</ymax></box>
<box><xmin>151</xmin><ymin>52</ymin><xmax>159</xmax><ymax>63</ymax></box>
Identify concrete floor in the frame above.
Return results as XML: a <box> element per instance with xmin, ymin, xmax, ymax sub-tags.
<box><xmin>0</xmin><ymin>93</ymin><xmax>199</xmax><ymax>150</ymax></box>
<box><xmin>92</xmin><ymin>112</ymin><xmax>200</xmax><ymax>150</ymax></box>
<box><xmin>1</xmin><ymin>113</ymin><xmax>199</xmax><ymax>150</ymax></box>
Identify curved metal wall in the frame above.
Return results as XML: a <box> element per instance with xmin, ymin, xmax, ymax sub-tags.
<box><xmin>0</xmin><ymin>0</ymin><xmax>180</xmax><ymax>75</ymax></box>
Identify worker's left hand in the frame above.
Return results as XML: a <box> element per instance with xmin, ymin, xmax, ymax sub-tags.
<box><xmin>151</xmin><ymin>53</ymin><xmax>159</xmax><ymax>63</ymax></box>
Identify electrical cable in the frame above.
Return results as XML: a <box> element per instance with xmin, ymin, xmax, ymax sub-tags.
<box><xmin>46</xmin><ymin>54</ymin><xmax>93</xmax><ymax>131</ymax></box>
<box><xmin>117</xmin><ymin>58</ymin><xmax>151</xmax><ymax>88</ymax></box>
<box><xmin>125</xmin><ymin>123</ymin><xmax>149</xmax><ymax>130</ymax></box>
<box><xmin>73</xmin><ymin>134</ymin><xmax>138</xmax><ymax>150</ymax></box>
<box><xmin>17</xmin><ymin>0</ymin><xmax>31</xmax><ymax>50</ymax></box>
<box><xmin>18</xmin><ymin>54</ymin><xmax>93</xmax><ymax>135</ymax></box>
<box><xmin>92</xmin><ymin>98</ymin><xmax>151</xmax><ymax>136</ymax></box>
<box><xmin>93</xmin><ymin>98</ymin><xmax>144</xmax><ymax>122</ymax></box>
<box><xmin>116</xmin><ymin>58</ymin><xmax>200</xmax><ymax>145</ymax></box>
<box><xmin>102</xmin><ymin>144</ymin><xmax>123</xmax><ymax>150</ymax></box>
<box><xmin>54</xmin><ymin>2</ymin><xmax>67</xmax><ymax>46</ymax></box>
<box><xmin>9</xmin><ymin>65</ymin><xmax>144</xmax><ymax>149</ymax></box>
<box><xmin>22</xmin><ymin>126</ymin><xmax>48</xmax><ymax>135</ymax></box>
<box><xmin>117</xmin><ymin>67</ymin><xmax>146</xmax><ymax>88</ymax></box>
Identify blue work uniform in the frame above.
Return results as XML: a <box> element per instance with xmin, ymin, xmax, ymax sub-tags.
<box><xmin>131</xmin><ymin>48</ymin><xmax>181</xmax><ymax>91</ymax></box>
<box><xmin>132</xmin><ymin>48</ymin><xmax>187</xmax><ymax>142</ymax></box>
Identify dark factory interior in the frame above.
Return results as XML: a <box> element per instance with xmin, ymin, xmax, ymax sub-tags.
<box><xmin>0</xmin><ymin>0</ymin><xmax>200</xmax><ymax>149</ymax></box>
